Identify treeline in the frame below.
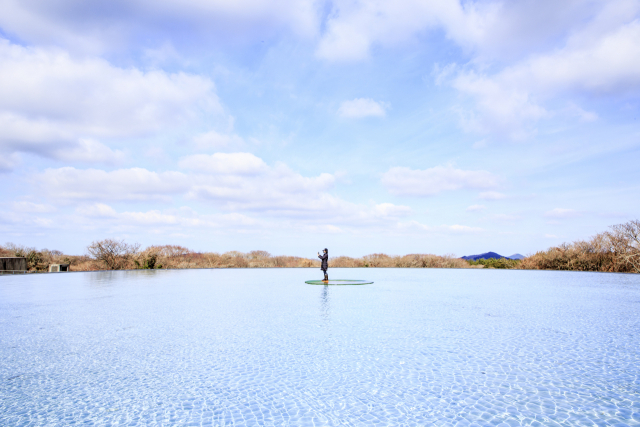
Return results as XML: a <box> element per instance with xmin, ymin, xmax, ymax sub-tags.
<box><xmin>466</xmin><ymin>258</ymin><xmax>522</xmax><ymax>269</ymax></box>
<box><xmin>331</xmin><ymin>253</ymin><xmax>472</xmax><ymax>269</ymax></box>
<box><xmin>0</xmin><ymin>240</ymin><xmax>319</xmax><ymax>271</ymax></box>
<box><xmin>2</xmin><ymin>220</ymin><xmax>638</xmax><ymax>273</ymax></box>
<box><xmin>519</xmin><ymin>220</ymin><xmax>640</xmax><ymax>273</ymax></box>
<box><xmin>0</xmin><ymin>239</ymin><xmax>474</xmax><ymax>271</ymax></box>
<box><xmin>467</xmin><ymin>219</ymin><xmax>640</xmax><ymax>273</ymax></box>
<box><xmin>0</xmin><ymin>243</ymin><xmax>80</xmax><ymax>271</ymax></box>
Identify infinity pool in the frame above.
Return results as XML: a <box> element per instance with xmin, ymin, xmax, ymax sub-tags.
<box><xmin>1</xmin><ymin>268</ymin><xmax>639</xmax><ymax>426</ymax></box>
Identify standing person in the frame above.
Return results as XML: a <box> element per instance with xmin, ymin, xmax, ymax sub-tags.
<box><xmin>318</xmin><ymin>248</ymin><xmax>329</xmax><ymax>282</ymax></box>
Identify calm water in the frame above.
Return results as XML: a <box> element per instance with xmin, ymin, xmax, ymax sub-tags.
<box><xmin>1</xmin><ymin>268</ymin><xmax>640</xmax><ymax>426</ymax></box>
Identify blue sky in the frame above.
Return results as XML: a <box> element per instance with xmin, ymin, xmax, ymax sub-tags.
<box><xmin>1</xmin><ymin>0</ymin><xmax>639</xmax><ymax>257</ymax></box>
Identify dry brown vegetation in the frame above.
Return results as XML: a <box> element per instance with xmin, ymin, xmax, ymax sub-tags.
<box><xmin>0</xmin><ymin>243</ymin><xmax>94</xmax><ymax>271</ymax></box>
<box><xmin>0</xmin><ymin>242</ymin><xmax>321</xmax><ymax>271</ymax></box>
<box><xmin>83</xmin><ymin>245</ymin><xmax>477</xmax><ymax>270</ymax></box>
<box><xmin>1</xmin><ymin>240</ymin><xmax>475</xmax><ymax>271</ymax></box>
<box><xmin>330</xmin><ymin>253</ymin><xmax>474</xmax><ymax>269</ymax></box>
<box><xmin>87</xmin><ymin>239</ymin><xmax>141</xmax><ymax>270</ymax></box>
<box><xmin>519</xmin><ymin>220</ymin><xmax>640</xmax><ymax>273</ymax></box>
<box><xmin>135</xmin><ymin>247</ymin><xmax>319</xmax><ymax>269</ymax></box>
<box><xmin>4</xmin><ymin>220</ymin><xmax>638</xmax><ymax>273</ymax></box>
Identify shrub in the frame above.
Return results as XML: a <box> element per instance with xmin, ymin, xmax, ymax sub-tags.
<box><xmin>519</xmin><ymin>219</ymin><xmax>640</xmax><ymax>273</ymax></box>
<box><xmin>331</xmin><ymin>253</ymin><xmax>470</xmax><ymax>269</ymax></box>
<box><xmin>87</xmin><ymin>239</ymin><xmax>141</xmax><ymax>270</ymax></box>
<box><xmin>466</xmin><ymin>258</ymin><xmax>520</xmax><ymax>269</ymax></box>
<box><xmin>610</xmin><ymin>220</ymin><xmax>640</xmax><ymax>273</ymax></box>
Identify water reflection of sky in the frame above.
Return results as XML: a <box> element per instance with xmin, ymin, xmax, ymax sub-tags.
<box><xmin>320</xmin><ymin>284</ymin><xmax>330</xmax><ymax>322</ymax></box>
<box><xmin>1</xmin><ymin>268</ymin><xmax>640</xmax><ymax>426</ymax></box>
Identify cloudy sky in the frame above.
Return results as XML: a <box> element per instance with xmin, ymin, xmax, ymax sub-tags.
<box><xmin>1</xmin><ymin>0</ymin><xmax>639</xmax><ymax>257</ymax></box>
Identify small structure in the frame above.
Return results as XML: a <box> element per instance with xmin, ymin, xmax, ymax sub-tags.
<box><xmin>49</xmin><ymin>264</ymin><xmax>70</xmax><ymax>272</ymax></box>
<box><xmin>0</xmin><ymin>257</ymin><xmax>27</xmax><ymax>274</ymax></box>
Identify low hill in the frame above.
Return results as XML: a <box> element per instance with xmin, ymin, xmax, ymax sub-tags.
<box><xmin>461</xmin><ymin>251</ymin><xmax>515</xmax><ymax>261</ymax></box>
<box><xmin>507</xmin><ymin>253</ymin><xmax>525</xmax><ymax>260</ymax></box>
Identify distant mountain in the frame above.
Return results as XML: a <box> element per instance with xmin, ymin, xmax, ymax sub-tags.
<box><xmin>461</xmin><ymin>251</ymin><xmax>506</xmax><ymax>261</ymax></box>
<box><xmin>461</xmin><ymin>252</ymin><xmax>525</xmax><ymax>261</ymax></box>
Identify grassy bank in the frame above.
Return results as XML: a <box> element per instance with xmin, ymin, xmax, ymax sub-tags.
<box><xmin>0</xmin><ymin>241</ymin><xmax>474</xmax><ymax>272</ymax></box>
<box><xmin>468</xmin><ymin>219</ymin><xmax>639</xmax><ymax>273</ymax></box>
<box><xmin>517</xmin><ymin>220</ymin><xmax>640</xmax><ymax>273</ymax></box>
<box><xmin>466</xmin><ymin>258</ymin><xmax>522</xmax><ymax>269</ymax></box>
<box><xmin>2</xmin><ymin>220</ymin><xmax>638</xmax><ymax>273</ymax></box>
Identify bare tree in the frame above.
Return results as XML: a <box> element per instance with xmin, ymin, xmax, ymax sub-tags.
<box><xmin>611</xmin><ymin>220</ymin><xmax>640</xmax><ymax>273</ymax></box>
<box><xmin>248</xmin><ymin>250</ymin><xmax>271</xmax><ymax>260</ymax></box>
<box><xmin>146</xmin><ymin>245</ymin><xmax>191</xmax><ymax>258</ymax></box>
<box><xmin>87</xmin><ymin>239</ymin><xmax>141</xmax><ymax>270</ymax></box>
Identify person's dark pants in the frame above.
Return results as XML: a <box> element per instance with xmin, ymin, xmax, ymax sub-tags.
<box><xmin>322</xmin><ymin>269</ymin><xmax>328</xmax><ymax>281</ymax></box>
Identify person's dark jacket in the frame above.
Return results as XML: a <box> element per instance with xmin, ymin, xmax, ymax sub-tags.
<box><xmin>318</xmin><ymin>252</ymin><xmax>328</xmax><ymax>270</ymax></box>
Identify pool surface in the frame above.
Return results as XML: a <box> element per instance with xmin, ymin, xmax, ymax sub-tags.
<box><xmin>1</xmin><ymin>268</ymin><xmax>640</xmax><ymax>426</ymax></box>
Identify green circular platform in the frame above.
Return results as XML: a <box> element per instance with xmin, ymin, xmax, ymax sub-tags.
<box><xmin>305</xmin><ymin>280</ymin><xmax>373</xmax><ymax>285</ymax></box>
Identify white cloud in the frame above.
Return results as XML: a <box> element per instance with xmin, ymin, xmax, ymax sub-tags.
<box><xmin>321</xmin><ymin>2</ymin><xmax>640</xmax><ymax>138</ymax></box>
<box><xmin>565</xmin><ymin>103</ymin><xmax>599</xmax><ymax>122</ymax></box>
<box><xmin>33</xmin><ymin>155</ymin><xmax>412</xmax><ymax>228</ymax></box>
<box><xmin>472</xmin><ymin>139</ymin><xmax>488</xmax><ymax>149</ymax></box>
<box><xmin>466</xmin><ymin>204</ymin><xmax>486</xmax><ymax>212</ymax></box>
<box><xmin>337</xmin><ymin>98</ymin><xmax>387</xmax><ymax>118</ymax></box>
<box><xmin>523</xmin><ymin>18</ymin><xmax>640</xmax><ymax>94</ymax></box>
<box><xmin>179</xmin><ymin>153</ymin><xmax>341</xmax><ymax>213</ymax></box>
<box><xmin>0</xmin><ymin>205</ymin><xmax>57</xmax><ymax>230</ymax></box>
<box><xmin>444</xmin><ymin>12</ymin><xmax>640</xmax><ymax>137</ymax></box>
<box><xmin>71</xmin><ymin>203</ymin><xmax>262</xmax><ymax>232</ymax></box>
<box><xmin>119</xmin><ymin>210</ymin><xmax>181</xmax><ymax>226</ymax></box>
<box><xmin>66</xmin><ymin>199</ymin><xmax>412</xmax><ymax>236</ymax></box>
<box><xmin>478</xmin><ymin>191</ymin><xmax>506</xmax><ymax>200</ymax></box>
<box><xmin>0</xmin><ymin>38</ymin><xmax>221</xmax><ymax>167</ymax></box>
<box><xmin>446</xmin><ymin>224</ymin><xmax>483</xmax><ymax>233</ymax></box>
<box><xmin>0</xmin><ymin>0</ymin><xmax>320</xmax><ymax>55</ymax></box>
<box><xmin>193</xmin><ymin>130</ymin><xmax>245</xmax><ymax>150</ymax></box>
<box><xmin>544</xmin><ymin>208</ymin><xmax>581</xmax><ymax>219</ymax></box>
<box><xmin>382</xmin><ymin>165</ymin><xmax>500</xmax><ymax>196</ymax></box>
<box><xmin>315</xmin><ymin>0</ymin><xmax>499</xmax><ymax>62</ymax></box>
<box><xmin>179</xmin><ymin>153</ymin><xmax>268</xmax><ymax>175</ymax></box>
<box><xmin>76</xmin><ymin>203</ymin><xmax>118</xmax><ymax>218</ymax></box>
<box><xmin>398</xmin><ymin>220</ymin><xmax>483</xmax><ymax>234</ymax></box>
<box><xmin>12</xmin><ymin>0</ymin><xmax>560</xmax><ymax>63</ymax></box>
<box><xmin>36</xmin><ymin>167</ymin><xmax>190</xmax><ymax>201</ymax></box>
<box><xmin>303</xmin><ymin>224</ymin><xmax>343</xmax><ymax>234</ymax></box>
<box><xmin>187</xmin><ymin>168</ymin><xmax>337</xmax><ymax>212</ymax></box>
<box><xmin>492</xmin><ymin>213</ymin><xmax>522</xmax><ymax>222</ymax></box>
<box><xmin>0</xmin><ymin>40</ymin><xmax>220</xmax><ymax>133</ymax></box>
<box><xmin>451</xmin><ymin>71</ymin><xmax>548</xmax><ymax>139</ymax></box>
<box><xmin>0</xmin><ymin>152</ymin><xmax>19</xmax><ymax>172</ymax></box>
<box><xmin>11</xmin><ymin>201</ymin><xmax>57</xmax><ymax>213</ymax></box>
<box><xmin>373</xmin><ymin>203</ymin><xmax>412</xmax><ymax>217</ymax></box>
<box><xmin>315</xmin><ymin>0</ymin><xmax>638</xmax><ymax>68</ymax></box>
<box><xmin>316</xmin><ymin>23</ymin><xmax>372</xmax><ymax>62</ymax></box>
<box><xmin>59</xmin><ymin>139</ymin><xmax>125</xmax><ymax>165</ymax></box>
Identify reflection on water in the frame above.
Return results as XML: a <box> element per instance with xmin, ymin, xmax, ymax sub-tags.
<box><xmin>87</xmin><ymin>270</ymin><xmax>121</xmax><ymax>287</ymax></box>
<box><xmin>1</xmin><ymin>268</ymin><xmax>640</xmax><ymax>426</ymax></box>
<box><xmin>88</xmin><ymin>269</ymin><xmax>164</xmax><ymax>288</ymax></box>
<box><xmin>320</xmin><ymin>284</ymin><xmax>330</xmax><ymax>322</ymax></box>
